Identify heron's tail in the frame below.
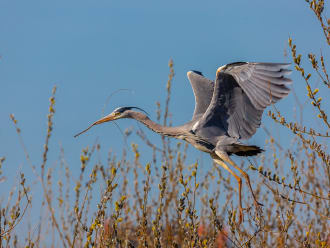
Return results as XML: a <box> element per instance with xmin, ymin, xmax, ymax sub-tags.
<box><xmin>230</xmin><ymin>144</ymin><xmax>264</xmax><ymax>157</ymax></box>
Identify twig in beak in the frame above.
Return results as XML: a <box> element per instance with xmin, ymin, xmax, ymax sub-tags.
<box><xmin>74</xmin><ymin>122</ymin><xmax>98</xmax><ymax>138</ymax></box>
<box><xmin>74</xmin><ymin>114</ymin><xmax>115</xmax><ymax>138</ymax></box>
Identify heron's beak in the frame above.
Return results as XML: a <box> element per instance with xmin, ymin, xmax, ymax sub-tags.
<box><xmin>74</xmin><ymin>113</ymin><xmax>118</xmax><ymax>138</ymax></box>
<box><xmin>94</xmin><ymin>113</ymin><xmax>118</xmax><ymax>125</ymax></box>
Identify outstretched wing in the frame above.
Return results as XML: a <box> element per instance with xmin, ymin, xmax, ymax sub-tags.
<box><xmin>187</xmin><ymin>70</ymin><xmax>214</xmax><ymax>120</ymax></box>
<box><xmin>194</xmin><ymin>62</ymin><xmax>292</xmax><ymax>141</ymax></box>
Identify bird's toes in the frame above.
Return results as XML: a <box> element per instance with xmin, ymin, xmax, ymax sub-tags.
<box><xmin>238</xmin><ymin>208</ymin><xmax>244</xmax><ymax>225</ymax></box>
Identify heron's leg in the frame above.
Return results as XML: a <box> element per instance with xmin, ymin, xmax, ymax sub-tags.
<box><xmin>212</xmin><ymin>155</ymin><xmax>244</xmax><ymax>224</ymax></box>
<box><xmin>215</xmin><ymin>151</ymin><xmax>263</xmax><ymax>208</ymax></box>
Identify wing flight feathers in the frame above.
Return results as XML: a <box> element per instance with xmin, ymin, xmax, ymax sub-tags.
<box><xmin>222</xmin><ymin>62</ymin><xmax>292</xmax><ymax>110</ymax></box>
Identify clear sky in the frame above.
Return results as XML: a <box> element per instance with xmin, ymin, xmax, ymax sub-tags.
<box><xmin>0</xmin><ymin>0</ymin><xmax>328</xmax><ymax>234</ymax></box>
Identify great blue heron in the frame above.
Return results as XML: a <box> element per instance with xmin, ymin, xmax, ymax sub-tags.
<box><xmin>75</xmin><ymin>62</ymin><xmax>292</xmax><ymax>223</ymax></box>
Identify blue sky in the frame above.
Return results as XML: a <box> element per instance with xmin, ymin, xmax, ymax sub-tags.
<box><xmin>0</xmin><ymin>0</ymin><xmax>329</xmax><ymax>235</ymax></box>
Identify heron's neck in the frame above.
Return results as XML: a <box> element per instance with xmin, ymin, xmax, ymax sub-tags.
<box><xmin>129</xmin><ymin>112</ymin><xmax>182</xmax><ymax>137</ymax></box>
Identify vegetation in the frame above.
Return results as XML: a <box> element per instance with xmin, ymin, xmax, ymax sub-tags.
<box><xmin>0</xmin><ymin>1</ymin><xmax>329</xmax><ymax>247</ymax></box>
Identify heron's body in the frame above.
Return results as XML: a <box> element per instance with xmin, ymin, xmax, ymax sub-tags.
<box><xmin>129</xmin><ymin>112</ymin><xmax>261</xmax><ymax>156</ymax></box>
<box><xmin>75</xmin><ymin>62</ymin><xmax>292</xmax><ymax>224</ymax></box>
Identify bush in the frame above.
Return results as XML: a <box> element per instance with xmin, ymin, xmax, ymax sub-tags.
<box><xmin>0</xmin><ymin>1</ymin><xmax>329</xmax><ymax>247</ymax></box>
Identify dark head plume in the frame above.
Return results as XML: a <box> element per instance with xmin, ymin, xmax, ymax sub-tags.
<box><xmin>191</xmin><ymin>70</ymin><xmax>203</xmax><ymax>76</ymax></box>
<box><xmin>114</xmin><ymin>106</ymin><xmax>149</xmax><ymax>116</ymax></box>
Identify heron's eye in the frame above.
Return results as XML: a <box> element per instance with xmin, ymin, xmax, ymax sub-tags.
<box><xmin>114</xmin><ymin>112</ymin><xmax>121</xmax><ymax>116</ymax></box>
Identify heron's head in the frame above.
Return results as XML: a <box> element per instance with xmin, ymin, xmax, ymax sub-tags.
<box><xmin>101</xmin><ymin>106</ymin><xmax>148</xmax><ymax>121</ymax></box>
<box><xmin>74</xmin><ymin>106</ymin><xmax>148</xmax><ymax>138</ymax></box>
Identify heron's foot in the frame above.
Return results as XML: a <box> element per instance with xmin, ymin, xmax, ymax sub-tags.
<box><xmin>254</xmin><ymin>201</ymin><xmax>264</xmax><ymax>219</ymax></box>
<box><xmin>238</xmin><ymin>206</ymin><xmax>244</xmax><ymax>225</ymax></box>
<box><xmin>242</xmin><ymin>201</ymin><xmax>263</xmax><ymax>216</ymax></box>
